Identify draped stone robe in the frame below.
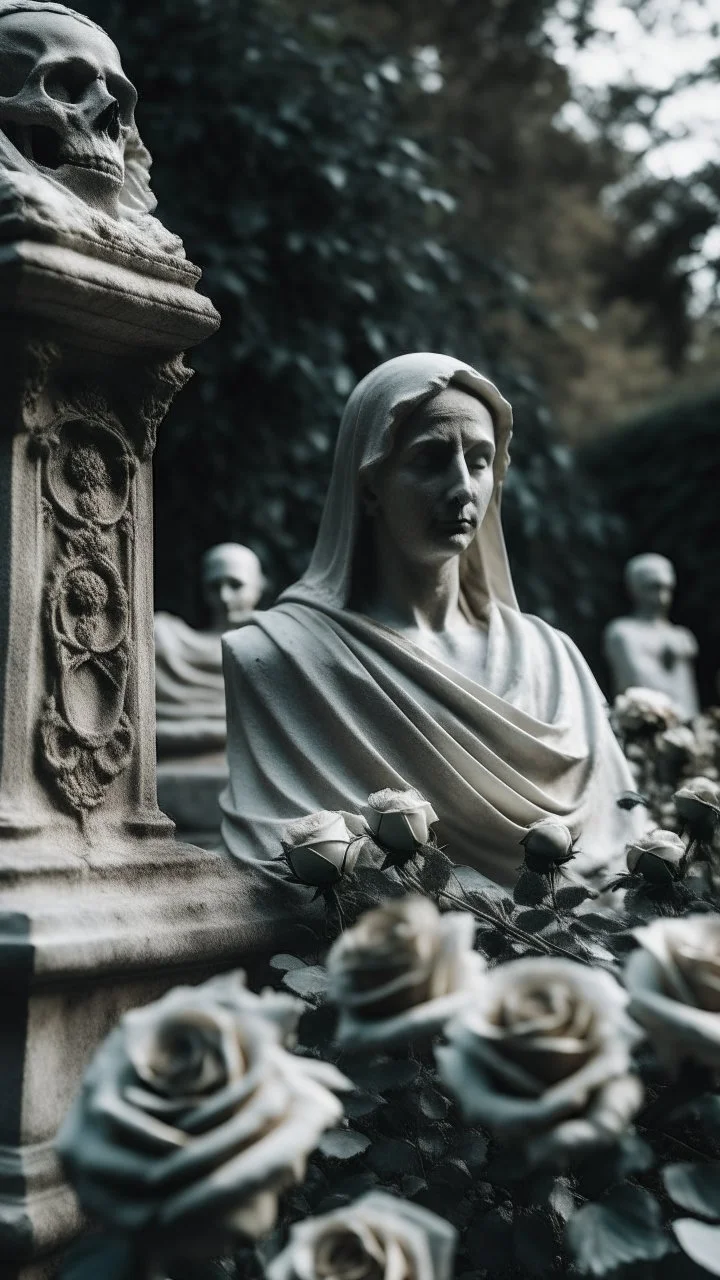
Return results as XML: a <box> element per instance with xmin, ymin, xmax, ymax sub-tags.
<box><xmin>220</xmin><ymin>353</ymin><xmax>644</xmax><ymax>895</ymax></box>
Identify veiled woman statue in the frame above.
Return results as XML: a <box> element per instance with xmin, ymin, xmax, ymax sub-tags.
<box><xmin>221</xmin><ymin>354</ymin><xmax>642</xmax><ymax>894</ymax></box>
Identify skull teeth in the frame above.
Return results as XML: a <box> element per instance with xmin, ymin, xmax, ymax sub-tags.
<box><xmin>1</xmin><ymin>121</ymin><xmax>122</xmax><ymax>180</ymax></box>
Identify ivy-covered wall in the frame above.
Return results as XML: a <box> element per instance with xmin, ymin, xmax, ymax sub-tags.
<box><xmin>82</xmin><ymin>0</ymin><xmax>623</xmax><ymax>676</ymax></box>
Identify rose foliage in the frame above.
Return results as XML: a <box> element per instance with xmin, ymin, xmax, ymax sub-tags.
<box><xmin>59</xmin><ymin>756</ymin><xmax>720</xmax><ymax>1280</ymax></box>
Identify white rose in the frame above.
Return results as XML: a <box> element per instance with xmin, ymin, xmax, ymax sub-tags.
<box><xmin>56</xmin><ymin>971</ymin><xmax>350</xmax><ymax>1250</ymax></box>
<box><xmin>674</xmin><ymin>777</ymin><xmax>720</xmax><ymax>845</ymax></box>
<box><xmin>365</xmin><ymin>788</ymin><xmax>438</xmax><ymax>854</ymax></box>
<box><xmin>436</xmin><ymin>958</ymin><xmax>643</xmax><ymax>1168</ymax></box>
<box><xmin>613</xmin><ymin>687</ymin><xmax>679</xmax><ymax>736</ymax></box>
<box><xmin>625</xmin><ymin>914</ymin><xmax>720</xmax><ymax>1070</ymax></box>
<box><xmin>267</xmin><ymin>1191</ymin><xmax>457</xmax><ymax>1280</ymax></box>
<box><xmin>327</xmin><ymin>895</ymin><xmax>483</xmax><ymax>1050</ymax></box>
<box><xmin>283</xmin><ymin>811</ymin><xmax>363</xmax><ymax>886</ymax></box>
<box><xmin>625</xmin><ymin>829</ymin><xmax>687</xmax><ymax>883</ymax></box>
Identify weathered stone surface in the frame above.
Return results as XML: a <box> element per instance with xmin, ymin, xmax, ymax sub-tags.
<box><xmin>0</xmin><ymin>8</ymin><xmax>279</xmax><ymax>1277</ymax></box>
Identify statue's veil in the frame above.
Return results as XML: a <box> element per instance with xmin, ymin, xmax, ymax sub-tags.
<box><xmin>282</xmin><ymin>352</ymin><xmax>518</xmax><ymax>618</ymax></box>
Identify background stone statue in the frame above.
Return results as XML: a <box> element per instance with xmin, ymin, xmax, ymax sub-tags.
<box><xmin>155</xmin><ymin>542</ymin><xmax>265</xmax><ymax>756</ymax></box>
<box><xmin>604</xmin><ymin>553</ymin><xmax>700</xmax><ymax>721</ymax></box>
<box><xmin>221</xmin><ymin>352</ymin><xmax>644</xmax><ymax>896</ymax></box>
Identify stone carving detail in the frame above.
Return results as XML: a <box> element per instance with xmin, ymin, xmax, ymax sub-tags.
<box><xmin>0</xmin><ymin>1</ymin><xmax>186</xmax><ymax>264</ymax></box>
<box><xmin>38</xmin><ymin>413</ymin><xmax>135</xmax><ymax>818</ymax></box>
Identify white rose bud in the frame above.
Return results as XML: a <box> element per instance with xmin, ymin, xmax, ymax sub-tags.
<box><xmin>328</xmin><ymin>895</ymin><xmax>484</xmax><ymax>1050</ymax></box>
<box><xmin>613</xmin><ymin>687</ymin><xmax>679</xmax><ymax>736</ymax></box>
<box><xmin>625</xmin><ymin>915</ymin><xmax>720</xmax><ymax>1070</ymax></box>
<box><xmin>521</xmin><ymin>818</ymin><xmax>575</xmax><ymax>872</ymax></box>
<box><xmin>436</xmin><ymin>957</ymin><xmax>643</xmax><ymax>1169</ymax></box>
<box><xmin>674</xmin><ymin>777</ymin><xmax>720</xmax><ymax>843</ymax></box>
<box><xmin>365</xmin><ymin>787</ymin><xmax>438</xmax><ymax>855</ymax></box>
<box><xmin>282</xmin><ymin>811</ymin><xmax>360</xmax><ymax>886</ymax></box>
<box><xmin>625</xmin><ymin>829</ymin><xmax>687</xmax><ymax>884</ymax></box>
<box><xmin>56</xmin><ymin>971</ymin><xmax>350</xmax><ymax>1250</ymax></box>
<box><xmin>267</xmin><ymin>1191</ymin><xmax>457</xmax><ymax>1280</ymax></box>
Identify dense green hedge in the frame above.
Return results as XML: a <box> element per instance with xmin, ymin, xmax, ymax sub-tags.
<box><xmin>82</xmin><ymin>0</ymin><xmax>622</xmax><ymax>672</ymax></box>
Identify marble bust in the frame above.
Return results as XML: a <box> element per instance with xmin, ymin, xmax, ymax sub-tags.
<box><xmin>221</xmin><ymin>353</ymin><xmax>644</xmax><ymax>892</ymax></box>
<box><xmin>604</xmin><ymin>553</ymin><xmax>700</xmax><ymax>722</ymax></box>
<box><xmin>155</xmin><ymin>543</ymin><xmax>264</xmax><ymax>757</ymax></box>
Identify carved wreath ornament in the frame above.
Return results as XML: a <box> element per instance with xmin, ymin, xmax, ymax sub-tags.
<box><xmin>38</xmin><ymin>414</ymin><xmax>135</xmax><ymax>819</ymax></box>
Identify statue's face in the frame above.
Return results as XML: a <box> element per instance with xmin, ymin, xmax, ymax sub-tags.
<box><xmin>202</xmin><ymin>549</ymin><xmax>264</xmax><ymax>630</ymax></box>
<box><xmin>368</xmin><ymin>386</ymin><xmax>496</xmax><ymax>569</ymax></box>
<box><xmin>630</xmin><ymin>563</ymin><xmax>675</xmax><ymax>619</ymax></box>
<box><xmin>0</xmin><ymin>11</ymin><xmax>137</xmax><ymax>217</ymax></box>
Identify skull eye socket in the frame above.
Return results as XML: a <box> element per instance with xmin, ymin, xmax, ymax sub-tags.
<box><xmin>44</xmin><ymin>60</ymin><xmax>95</xmax><ymax>105</ymax></box>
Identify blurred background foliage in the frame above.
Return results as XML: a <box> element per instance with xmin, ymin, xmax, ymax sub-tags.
<box><xmin>82</xmin><ymin>0</ymin><xmax>719</xmax><ymax>689</ymax></box>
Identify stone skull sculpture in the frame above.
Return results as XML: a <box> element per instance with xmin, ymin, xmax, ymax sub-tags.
<box><xmin>0</xmin><ymin>1</ymin><xmax>148</xmax><ymax>220</ymax></box>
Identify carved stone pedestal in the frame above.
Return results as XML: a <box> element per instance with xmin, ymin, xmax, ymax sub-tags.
<box><xmin>0</xmin><ymin>243</ymin><xmax>274</xmax><ymax>1279</ymax></box>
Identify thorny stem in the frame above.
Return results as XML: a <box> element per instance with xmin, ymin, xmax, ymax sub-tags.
<box><xmin>397</xmin><ymin>863</ymin><xmax>599</xmax><ymax>969</ymax></box>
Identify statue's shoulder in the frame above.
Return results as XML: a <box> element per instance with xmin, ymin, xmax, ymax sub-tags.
<box><xmin>221</xmin><ymin>609</ymin><xmax>292</xmax><ymax>669</ymax></box>
<box><xmin>603</xmin><ymin>616</ymin><xmax>634</xmax><ymax>644</ymax></box>
<box><xmin>154</xmin><ymin>611</ymin><xmax>189</xmax><ymax>643</ymax></box>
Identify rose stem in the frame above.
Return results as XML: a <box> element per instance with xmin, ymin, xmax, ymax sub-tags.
<box><xmin>398</xmin><ymin>864</ymin><xmax>589</xmax><ymax>967</ymax></box>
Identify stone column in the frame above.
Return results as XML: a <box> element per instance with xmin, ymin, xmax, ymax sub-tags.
<box><xmin>0</xmin><ymin>16</ymin><xmax>279</xmax><ymax>1278</ymax></box>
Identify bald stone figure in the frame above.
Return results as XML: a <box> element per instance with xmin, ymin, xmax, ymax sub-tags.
<box><xmin>604</xmin><ymin>553</ymin><xmax>700</xmax><ymax>721</ymax></box>
<box><xmin>155</xmin><ymin>544</ymin><xmax>265</xmax><ymax>756</ymax></box>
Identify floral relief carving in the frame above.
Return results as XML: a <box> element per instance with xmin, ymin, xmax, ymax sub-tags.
<box><xmin>38</xmin><ymin>413</ymin><xmax>135</xmax><ymax>819</ymax></box>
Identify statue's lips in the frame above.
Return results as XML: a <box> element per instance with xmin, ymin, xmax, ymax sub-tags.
<box><xmin>435</xmin><ymin>517</ymin><xmax>477</xmax><ymax>535</ymax></box>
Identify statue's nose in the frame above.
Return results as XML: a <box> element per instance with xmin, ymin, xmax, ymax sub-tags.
<box><xmin>446</xmin><ymin>455</ymin><xmax>473</xmax><ymax>506</ymax></box>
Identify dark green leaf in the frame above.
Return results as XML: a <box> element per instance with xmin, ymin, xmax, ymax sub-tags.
<box><xmin>464</xmin><ymin>1206</ymin><xmax>514</xmax><ymax>1269</ymax></box>
<box><xmin>368</xmin><ymin>1138</ymin><xmax>422</xmax><ymax>1177</ymax></box>
<box><xmin>617</xmin><ymin>792</ymin><xmax>650</xmax><ymax>811</ymax></box>
<box><xmin>401</xmin><ymin>1174</ymin><xmax>427</xmax><ymax>1197</ymax></box>
<box><xmin>429</xmin><ymin>1158</ymin><xmax>472</xmax><ymax>1191</ymax></box>
<box><xmin>318</xmin><ymin>1128</ymin><xmax>371</xmax><ymax>1160</ymax></box>
<box><xmin>269</xmin><ymin>953</ymin><xmax>306</xmax><ymax>971</ymax></box>
<box><xmin>344</xmin><ymin>1090</ymin><xmax>385</xmax><ymax>1119</ymax></box>
<box><xmin>555</xmin><ymin>884</ymin><xmax>592</xmax><ymax>909</ymax></box>
<box><xmin>347</xmin><ymin>1057</ymin><xmax>421</xmax><ymax>1093</ymax></box>
<box><xmin>450</xmin><ymin>1131</ymin><xmax>489</xmax><ymax>1170</ymax></box>
<box><xmin>673</xmin><ymin>1219</ymin><xmax>720</xmax><ymax>1276</ymax></box>
<box><xmin>577</xmin><ymin>1134</ymin><xmax>654</xmax><ymax>1198</ymax></box>
<box><xmin>565</xmin><ymin>1186</ymin><xmax>670</xmax><ymax>1275</ymax></box>
<box><xmin>513</xmin><ymin>1209</ymin><xmax>559</xmax><ymax>1276</ymax></box>
<box><xmin>515</xmin><ymin>907</ymin><xmax>556</xmax><ymax>931</ymax></box>
<box><xmin>513</xmin><ymin>871</ymin><xmax>548</xmax><ymax>906</ymax></box>
<box><xmin>281</xmin><ymin>964</ymin><xmax>329</xmax><ymax>1001</ymax></box>
<box><xmin>417</xmin><ymin>1085</ymin><xmax>451</xmax><ymax>1120</ymax></box>
<box><xmin>664</xmin><ymin>1163</ymin><xmax>720</xmax><ymax>1220</ymax></box>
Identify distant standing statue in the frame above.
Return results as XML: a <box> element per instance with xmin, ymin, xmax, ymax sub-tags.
<box><xmin>155</xmin><ymin>543</ymin><xmax>265</xmax><ymax>756</ymax></box>
<box><xmin>221</xmin><ymin>353</ymin><xmax>644</xmax><ymax>893</ymax></box>
<box><xmin>604</xmin><ymin>554</ymin><xmax>700</xmax><ymax>722</ymax></box>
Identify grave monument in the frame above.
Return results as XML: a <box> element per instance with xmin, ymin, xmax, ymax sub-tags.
<box><xmin>0</xmin><ymin>5</ymin><xmax>273</xmax><ymax>1275</ymax></box>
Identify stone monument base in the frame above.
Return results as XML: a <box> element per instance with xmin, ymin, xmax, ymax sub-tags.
<box><xmin>157</xmin><ymin>753</ymin><xmax>228</xmax><ymax>849</ymax></box>
<box><xmin>0</xmin><ymin>841</ymin><xmax>287</xmax><ymax>1279</ymax></box>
